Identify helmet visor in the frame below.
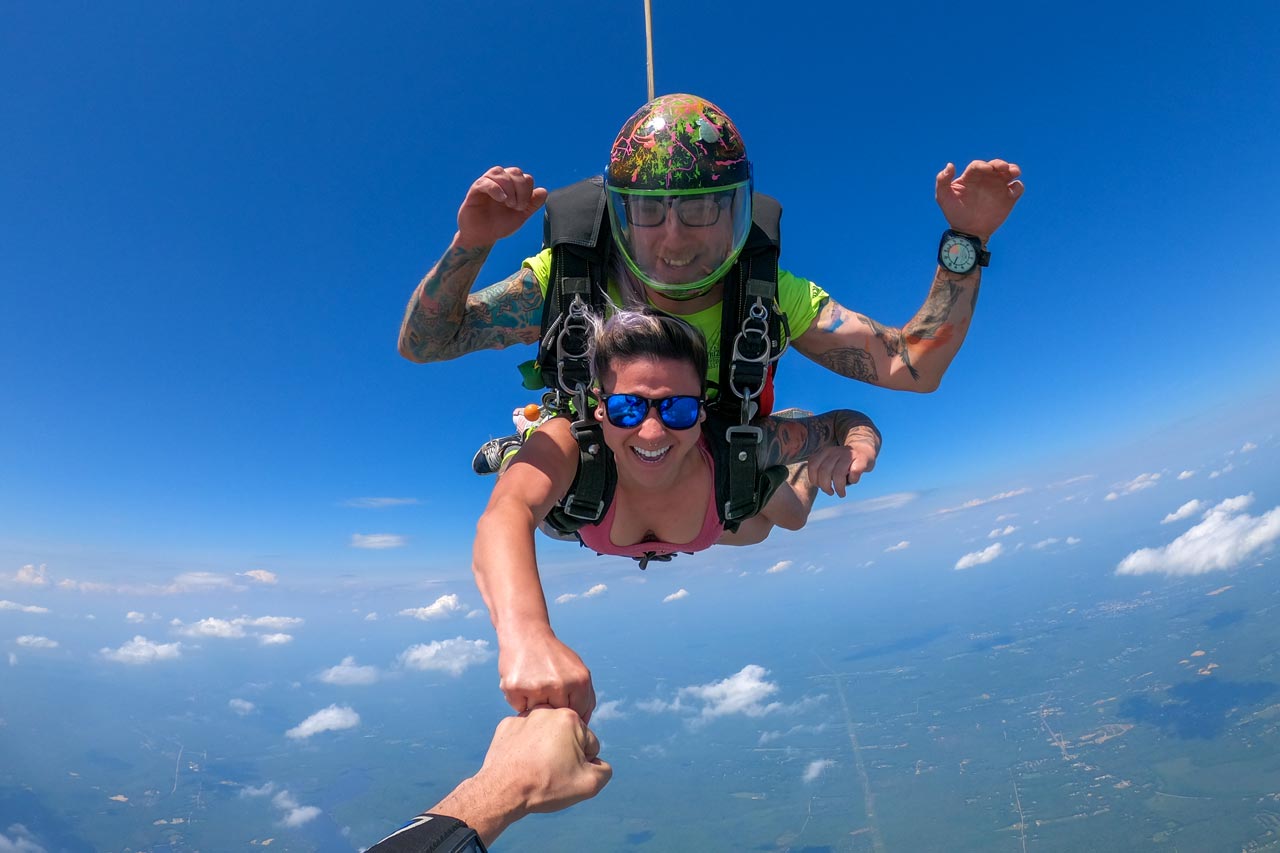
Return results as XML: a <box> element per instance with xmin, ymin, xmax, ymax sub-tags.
<box><xmin>607</xmin><ymin>181</ymin><xmax>752</xmax><ymax>297</ymax></box>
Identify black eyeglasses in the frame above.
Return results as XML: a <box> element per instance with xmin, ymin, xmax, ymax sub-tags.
<box><xmin>602</xmin><ymin>394</ymin><xmax>703</xmax><ymax>430</ymax></box>
<box><xmin>624</xmin><ymin>192</ymin><xmax>733</xmax><ymax>228</ymax></box>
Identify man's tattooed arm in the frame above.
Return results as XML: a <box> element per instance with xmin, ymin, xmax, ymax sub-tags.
<box><xmin>397</xmin><ymin>240</ymin><xmax>543</xmax><ymax>363</ymax></box>
<box><xmin>758</xmin><ymin>410</ymin><xmax>882</xmax><ymax>469</ymax></box>
<box><xmin>792</xmin><ymin>266</ymin><xmax>979</xmax><ymax>391</ymax></box>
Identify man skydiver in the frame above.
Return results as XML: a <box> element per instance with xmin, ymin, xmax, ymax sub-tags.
<box><xmin>398</xmin><ymin>93</ymin><xmax>1023</xmax><ymax>404</ymax></box>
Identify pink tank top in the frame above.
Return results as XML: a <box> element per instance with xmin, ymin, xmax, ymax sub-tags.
<box><xmin>576</xmin><ymin>438</ymin><xmax>724</xmax><ymax>559</ymax></box>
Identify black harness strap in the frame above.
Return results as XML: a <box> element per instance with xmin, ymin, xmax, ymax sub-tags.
<box><xmin>537</xmin><ymin>179</ymin><xmax>788</xmax><ymax>543</ymax></box>
<box><xmin>542</xmin><ymin>416</ymin><xmax>789</xmax><ymax>558</ymax></box>
<box><xmin>713</xmin><ymin>193</ymin><xmax>784</xmax><ymax>524</ymax></box>
<box><xmin>539</xmin><ymin>178</ymin><xmax>611</xmax><ymax>409</ymax></box>
<box><xmin>543</xmin><ymin>417</ymin><xmax>617</xmax><ymax>534</ymax></box>
<box><xmin>558</xmin><ymin>412</ymin><xmax>609</xmax><ymax>524</ymax></box>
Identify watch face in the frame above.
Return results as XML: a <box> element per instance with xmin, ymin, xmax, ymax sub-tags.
<box><xmin>940</xmin><ymin>235</ymin><xmax>977</xmax><ymax>273</ymax></box>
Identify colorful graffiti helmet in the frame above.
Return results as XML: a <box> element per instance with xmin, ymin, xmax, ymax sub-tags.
<box><xmin>605</xmin><ymin>94</ymin><xmax>753</xmax><ymax>298</ymax></box>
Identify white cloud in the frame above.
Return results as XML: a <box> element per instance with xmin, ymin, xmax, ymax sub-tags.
<box><xmin>1032</xmin><ymin>538</ymin><xmax>1059</xmax><ymax>550</ymax></box>
<box><xmin>178</xmin><ymin>618</ymin><xmax>246</xmax><ymax>639</ymax></box>
<box><xmin>165</xmin><ymin>572</ymin><xmax>238</xmax><ymax>594</ymax></box>
<box><xmin>350</xmin><ymin>533</ymin><xmax>407</xmax><ymax>549</ymax></box>
<box><xmin>125</xmin><ymin>611</ymin><xmax>147</xmax><ymax>624</ymax></box>
<box><xmin>6</xmin><ymin>653</ymin><xmax>15</xmax><ymax>666</ymax></box>
<box><xmin>1241</xmin><ymin>442</ymin><xmax>1258</xmax><ymax>453</ymax></box>
<box><xmin>935</xmin><ymin>488</ymin><xmax>1032</xmax><ymax>515</ymax></box>
<box><xmin>809</xmin><ymin>491</ymin><xmax>919</xmax><ymax>522</ymax></box>
<box><xmin>0</xmin><ymin>601</ymin><xmax>49</xmax><ymax>614</ymax></box>
<box><xmin>758</xmin><ymin>723</ymin><xmax>830</xmax><ymax>745</ymax></box>
<box><xmin>14</xmin><ymin>565</ymin><xmax>49</xmax><ymax>586</ymax></box>
<box><xmin>241</xmin><ymin>570</ymin><xmax>278</xmax><ymax>585</ymax></box>
<box><xmin>280</xmin><ymin>804</ymin><xmax>322</xmax><ymax>828</ymax></box>
<box><xmin>1216</xmin><ymin>495</ymin><xmax>1255</xmax><ymax>513</ymax></box>
<box><xmin>173</xmin><ymin>615</ymin><xmax>298</xmax><ymax>639</ymax></box>
<box><xmin>1066</xmin><ymin>536</ymin><xmax>1081</xmax><ymax>545</ymax></box>
<box><xmin>646</xmin><ymin>665</ymin><xmax>784</xmax><ymax>721</ymax></box>
<box><xmin>592</xmin><ymin>700</ymin><xmax>626</xmax><ymax>722</ymax></box>
<box><xmin>988</xmin><ymin>525</ymin><xmax>1018</xmax><ymax>538</ymax></box>
<box><xmin>1178</xmin><ymin>470</ymin><xmax>1196</xmax><ymax>480</ymax></box>
<box><xmin>663</xmin><ymin>589</ymin><xmax>689</xmax><ymax>603</ymax></box>
<box><xmin>884</xmin><ymin>541</ymin><xmax>910</xmax><ymax>553</ymax></box>
<box><xmin>343</xmin><ymin>497</ymin><xmax>420</xmax><ymax>509</ymax></box>
<box><xmin>271</xmin><ymin>790</ymin><xmax>322</xmax><ymax>828</ymax></box>
<box><xmin>559</xmin><ymin>584</ymin><xmax>608</xmax><ymax>604</ymax></box>
<box><xmin>0</xmin><ymin>823</ymin><xmax>47</xmax><ymax>852</ymax></box>
<box><xmin>398</xmin><ymin>637</ymin><xmax>494</xmax><ymax>676</ymax></box>
<box><xmin>1105</xmin><ymin>472</ymin><xmax>1161</xmax><ymax>501</ymax></box>
<box><xmin>229</xmin><ymin>698</ymin><xmax>256</xmax><ymax>716</ymax></box>
<box><xmin>766</xmin><ymin>560</ymin><xmax>793</xmax><ymax>574</ymax></box>
<box><xmin>1117</xmin><ymin>494</ymin><xmax>1280</xmax><ymax>577</ymax></box>
<box><xmin>285</xmin><ymin>704</ymin><xmax>360</xmax><ymax>740</ymax></box>
<box><xmin>803</xmin><ymin>759</ymin><xmax>836</xmax><ymax>783</ymax></box>
<box><xmin>1048</xmin><ymin>475</ymin><xmax>1096</xmax><ymax>488</ymax></box>
<box><xmin>100</xmin><ymin>636</ymin><xmax>182</xmax><ymax>665</ymax></box>
<box><xmin>1162</xmin><ymin>499</ymin><xmax>1204</xmax><ymax>524</ymax></box>
<box><xmin>258</xmin><ymin>633</ymin><xmax>293</xmax><ymax>646</ymax></box>
<box><xmin>955</xmin><ymin>542</ymin><xmax>1005</xmax><ymax>570</ymax></box>
<box><xmin>15</xmin><ymin>636</ymin><xmax>58</xmax><ymax>650</ymax></box>
<box><xmin>244</xmin><ymin>615</ymin><xmax>303</xmax><ymax>631</ymax></box>
<box><xmin>319</xmin><ymin>656</ymin><xmax>379</xmax><ymax>686</ymax></box>
<box><xmin>51</xmin><ymin>571</ymin><xmax>246</xmax><ymax>597</ymax></box>
<box><xmin>241</xmin><ymin>782</ymin><xmax>276</xmax><ymax>798</ymax></box>
<box><xmin>399</xmin><ymin>594</ymin><xmax>463</xmax><ymax>621</ymax></box>
<box><xmin>364</xmin><ymin>612</ymin><xmax>379</xmax><ymax>621</ymax></box>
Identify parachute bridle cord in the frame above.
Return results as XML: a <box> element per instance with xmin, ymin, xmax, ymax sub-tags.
<box><xmin>643</xmin><ymin>0</ymin><xmax>655</xmax><ymax>101</ymax></box>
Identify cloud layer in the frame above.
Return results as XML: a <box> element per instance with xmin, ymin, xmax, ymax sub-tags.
<box><xmin>100</xmin><ymin>636</ymin><xmax>182</xmax><ymax>665</ymax></box>
<box><xmin>955</xmin><ymin>543</ymin><xmax>1004</xmax><ymax>570</ymax></box>
<box><xmin>1117</xmin><ymin>494</ymin><xmax>1280</xmax><ymax>576</ymax></box>
<box><xmin>642</xmin><ymin>665</ymin><xmax>786</xmax><ymax>721</ymax></box>
<box><xmin>398</xmin><ymin>637</ymin><xmax>493</xmax><ymax>676</ymax></box>
<box><xmin>399</xmin><ymin>594</ymin><xmax>462</xmax><ymax>621</ymax></box>
<box><xmin>350</xmin><ymin>533</ymin><xmax>407</xmax><ymax>549</ymax></box>
<box><xmin>285</xmin><ymin>705</ymin><xmax>360</xmax><ymax>739</ymax></box>
<box><xmin>319</xmin><ymin>656</ymin><xmax>378</xmax><ymax>686</ymax></box>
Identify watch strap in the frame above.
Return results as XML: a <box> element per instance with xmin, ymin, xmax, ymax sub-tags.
<box><xmin>366</xmin><ymin>813</ymin><xmax>489</xmax><ymax>853</ymax></box>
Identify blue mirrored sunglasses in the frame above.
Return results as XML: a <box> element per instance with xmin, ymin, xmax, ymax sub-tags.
<box><xmin>602</xmin><ymin>394</ymin><xmax>702</xmax><ymax>430</ymax></box>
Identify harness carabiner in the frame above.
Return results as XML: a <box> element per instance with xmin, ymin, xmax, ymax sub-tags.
<box><xmin>728</xmin><ymin>299</ymin><xmax>773</xmax><ymax>411</ymax></box>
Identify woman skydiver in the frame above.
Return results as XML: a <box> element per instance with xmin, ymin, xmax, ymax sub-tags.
<box><xmin>472</xmin><ymin>307</ymin><xmax>881</xmax><ymax>722</ymax></box>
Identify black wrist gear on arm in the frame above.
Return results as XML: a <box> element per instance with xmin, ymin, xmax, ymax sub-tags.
<box><xmin>366</xmin><ymin>813</ymin><xmax>489</xmax><ymax>853</ymax></box>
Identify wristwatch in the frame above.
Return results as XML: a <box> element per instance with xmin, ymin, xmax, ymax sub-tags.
<box><xmin>937</xmin><ymin>230</ymin><xmax>990</xmax><ymax>275</ymax></box>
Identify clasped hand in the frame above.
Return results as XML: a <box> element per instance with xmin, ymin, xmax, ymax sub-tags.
<box><xmin>498</xmin><ymin>627</ymin><xmax>597</xmax><ymax>723</ymax></box>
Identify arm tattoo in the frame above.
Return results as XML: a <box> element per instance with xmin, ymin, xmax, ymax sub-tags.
<box><xmin>759</xmin><ymin>410</ymin><xmax>882</xmax><ymax>468</ymax></box>
<box><xmin>399</xmin><ymin>249</ymin><xmax>542</xmax><ymax>362</ymax></box>
<box><xmin>814</xmin><ymin>297</ymin><xmax>916</xmax><ymax>381</ymax></box>
<box><xmin>813</xmin><ymin>346</ymin><xmax>880</xmax><ymax>383</ymax></box>
<box><xmin>902</xmin><ymin>270</ymin><xmax>974</xmax><ymax>350</ymax></box>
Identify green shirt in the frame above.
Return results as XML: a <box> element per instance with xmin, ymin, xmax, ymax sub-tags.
<box><xmin>522</xmin><ymin>248</ymin><xmax>828</xmax><ymax>392</ymax></box>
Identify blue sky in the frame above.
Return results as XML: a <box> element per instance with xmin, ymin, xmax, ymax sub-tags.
<box><xmin>3</xmin><ymin>0</ymin><xmax>1280</xmax><ymax>706</ymax></box>
<box><xmin>5</xmin><ymin>1</ymin><xmax>1278</xmax><ymax>583</ymax></box>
